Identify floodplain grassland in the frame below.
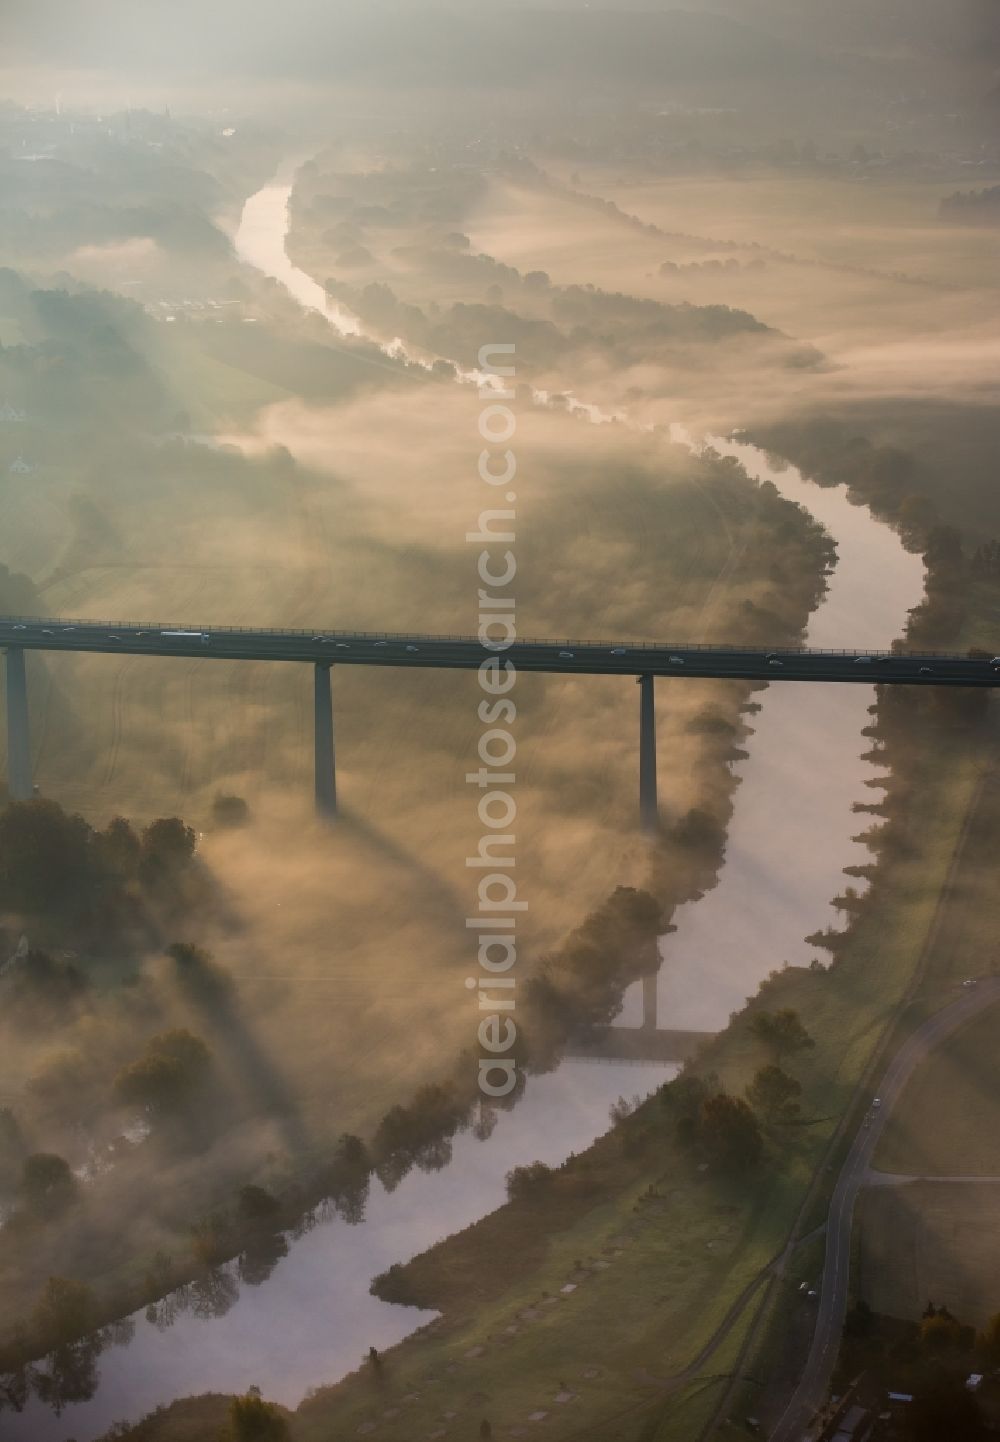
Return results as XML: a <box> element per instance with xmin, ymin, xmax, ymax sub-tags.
<box><xmin>456</xmin><ymin>160</ymin><xmax>1000</xmax><ymax>445</ymax></box>
<box><xmin>857</xmin><ymin>1180</ymin><xmax>1000</xmax><ymax>1329</ymax></box>
<box><xmin>285</xmin><ymin>152</ymin><xmax>822</xmax><ymax>433</ymax></box>
<box><xmin>876</xmin><ymin>1003</ymin><xmax>1000</xmax><ymax>1183</ymax></box>
<box><xmin>543</xmin><ymin>165</ymin><xmax>1000</xmax><ymax>287</ymax></box>
<box><xmin>723</xmin><ymin>718</ymin><xmax>992</xmax><ymax>1428</ymax></box>
<box><xmin>290</xmin><ymin>1113</ymin><xmax>810</xmax><ymax>1442</ymax></box>
<box><xmin>851</xmin><ymin>768</ymin><xmax>1000</xmax><ymax>1327</ymax></box>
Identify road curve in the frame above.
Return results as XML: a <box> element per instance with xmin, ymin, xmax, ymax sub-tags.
<box><xmin>770</xmin><ymin>978</ymin><xmax>1000</xmax><ymax>1441</ymax></box>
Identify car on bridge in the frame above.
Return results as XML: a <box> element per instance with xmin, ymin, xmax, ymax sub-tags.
<box><xmin>160</xmin><ymin>631</ymin><xmax>211</xmax><ymax>646</ymax></box>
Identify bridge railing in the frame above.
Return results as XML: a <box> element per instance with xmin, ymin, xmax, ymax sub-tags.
<box><xmin>0</xmin><ymin>615</ymin><xmax>992</xmax><ymax>663</ymax></box>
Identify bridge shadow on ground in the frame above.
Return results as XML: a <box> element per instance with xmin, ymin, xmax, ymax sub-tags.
<box><xmin>174</xmin><ymin>955</ymin><xmax>315</xmax><ymax>1160</ymax></box>
<box><xmin>334</xmin><ymin>806</ymin><xmax>466</xmax><ymax>926</ymax></box>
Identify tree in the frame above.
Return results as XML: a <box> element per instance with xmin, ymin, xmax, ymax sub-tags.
<box><xmin>919</xmin><ymin>1305</ymin><xmax>965</xmax><ymax>1353</ymax></box>
<box><xmin>336</xmin><ymin>1133</ymin><xmax>368</xmax><ymax>1168</ymax></box>
<box><xmin>0</xmin><ymin>1107</ymin><xmax>23</xmax><ymax>1169</ymax></box>
<box><xmin>94</xmin><ymin>815</ymin><xmax>141</xmax><ymax>878</ymax></box>
<box><xmin>138</xmin><ymin>817</ymin><xmax>196</xmax><ymax>887</ymax></box>
<box><xmin>844</xmin><ymin>1298</ymin><xmax>874</xmax><ymax>1338</ymax></box>
<box><xmin>661</xmin><ymin>1073</ymin><xmax>713</xmax><ymax>1115</ymax></box>
<box><xmin>745</xmin><ymin>1064</ymin><xmax>801</xmax><ymax>1123</ymax></box>
<box><xmin>166</xmin><ymin>941</ymin><xmax>231</xmax><ymax>1004</ymax></box>
<box><xmin>749</xmin><ymin>1008</ymin><xmax>814</xmax><ymax>1063</ymax></box>
<box><xmin>506</xmin><ymin>1161</ymin><xmax>554</xmax><ymax>1202</ymax></box>
<box><xmin>18</xmin><ymin>1153</ymin><xmax>79</xmax><ymax>1218</ymax></box>
<box><xmin>671</xmin><ymin>807</ymin><xmax>724</xmax><ymax>850</ymax></box>
<box><xmin>228</xmin><ymin>1387</ymin><xmax>289</xmax><ymax>1441</ymax></box>
<box><xmin>907</xmin><ymin>1367</ymin><xmax>981</xmax><ymax>1440</ymax></box>
<box><xmin>237</xmin><ymin>1185</ymin><xmax>281</xmax><ymax>1228</ymax></box>
<box><xmin>923</xmin><ymin>524</ymin><xmax>964</xmax><ymax>576</ymax></box>
<box><xmin>699</xmin><ymin>1094</ymin><xmax>762</xmax><ymax>1171</ymax></box>
<box><xmin>8</xmin><ymin>948</ymin><xmax>88</xmax><ymax>1022</ymax></box>
<box><xmin>977</xmin><ymin>1310</ymin><xmax>1000</xmax><ymax>1364</ymax></box>
<box><xmin>212</xmin><ymin>793</ymin><xmax>250</xmax><ymax>828</ymax></box>
<box><xmin>32</xmin><ymin>1277</ymin><xmax>96</xmax><ymax>1346</ymax></box>
<box><xmin>0</xmin><ymin>799</ymin><xmax>92</xmax><ymax>912</ymax></box>
<box><xmin>113</xmin><ymin>1029</ymin><xmax>211</xmax><ymax>1116</ymax></box>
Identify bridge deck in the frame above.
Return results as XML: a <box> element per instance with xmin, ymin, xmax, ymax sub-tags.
<box><xmin>1</xmin><ymin>617</ymin><xmax>998</xmax><ymax>686</ymax></box>
<box><xmin>565</xmin><ymin>1025</ymin><xmax>712</xmax><ymax>1065</ymax></box>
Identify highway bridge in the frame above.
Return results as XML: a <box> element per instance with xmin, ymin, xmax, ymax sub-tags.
<box><xmin>2</xmin><ymin>615</ymin><xmax>999</xmax><ymax>822</ymax></box>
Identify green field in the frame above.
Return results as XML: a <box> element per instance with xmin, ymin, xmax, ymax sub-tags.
<box><xmin>876</xmin><ymin>1001</ymin><xmax>1000</xmax><ymax>1178</ymax></box>
<box><xmin>291</xmin><ymin>1134</ymin><xmax>808</xmax><ymax>1442</ymax></box>
<box><xmin>858</xmin><ymin>1182</ymin><xmax>1000</xmax><ymax>1326</ymax></box>
<box><xmin>853</xmin><ymin>787</ymin><xmax>1000</xmax><ymax>1323</ymax></box>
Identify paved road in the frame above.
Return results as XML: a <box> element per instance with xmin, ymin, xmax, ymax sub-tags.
<box><xmin>769</xmin><ymin>979</ymin><xmax>1000</xmax><ymax>1442</ymax></box>
<box><xmin>2</xmin><ymin>615</ymin><xmax>1000</xmax><ymax>686</ymax></box>
<box><xmin>864</xmin><ymin>1170</ymin><xmax>1000</xmax><ymax>1187</ymax></box>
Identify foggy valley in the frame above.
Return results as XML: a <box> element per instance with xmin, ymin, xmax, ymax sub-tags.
<box><xmin>0</xmin><ymin>4</ymin><xmax>998</xmax><ymax>1440</ymax></box>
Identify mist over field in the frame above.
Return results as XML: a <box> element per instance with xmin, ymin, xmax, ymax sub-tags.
<box><xmin>0</xmin><ymin>2</ymin><xmax>998</xmax><ymax>1439</ymax></box>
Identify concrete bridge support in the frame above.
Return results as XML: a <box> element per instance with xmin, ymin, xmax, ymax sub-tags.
<box><xmin>638</xmin><ymin>673</ymin><xmax>658</xmax><ymax>832</ymax></box>
<box><xmin>314</xmin><ymin>661</ymin><xmax>337</xmax><ymax>818</ymax></box>
<box><xmin>641</xmin><ymin>971</ymin><xmax>659</xmax><ymax>1032</ymax></box>
<box><xmin>3</xmin><ymin>647</ymin><xmax>32</xmax><ymax>801</ymax></box>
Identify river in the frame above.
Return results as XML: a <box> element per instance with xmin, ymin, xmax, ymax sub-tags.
<box><xmin>3</xmin><ymin>176</ymin><xmax>924</xmax><ymax>1441</ymax></box>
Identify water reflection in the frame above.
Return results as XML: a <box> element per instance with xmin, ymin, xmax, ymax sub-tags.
<box><xmin>2</xmin><ymin>1318</ymin><xmax>135</xmax><ymax>1420</ymax></box>
<box><xmin>616</xmin><ymin>440</ymin><xmax>925</xmax><ymax>1033</ymax></box>
<box><xmin>3</xmin><ymin>1061</ymin><xmax>671</xmax><ymax>1440</ymax></box>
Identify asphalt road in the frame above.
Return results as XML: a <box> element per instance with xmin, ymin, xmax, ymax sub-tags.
<box><xmin>2</xmin><ymin>616</ymin><xmax>1000</xmax><ymax>686</ymax></box>
<box><xmin>769</xmin><ymin>978</ymin><xmax>1000</xmax><ymax>1442</ymax></box>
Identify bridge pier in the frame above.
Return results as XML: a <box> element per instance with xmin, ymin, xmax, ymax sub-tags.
<box><xmin>314</xmin><ymin>662</ymin><xmax>337</xmax><ymax>818</ymax></box>
<box><xmin>641</xmin><ymin>971</ymin><xmax>659</xmax><ymax>1032</ymax></box>
<box><xmin>3</xmin><ymin>647</ymin><xmax>32</xmax><ymax>801</ymax></box>
<box><xmin>638</xmin><ymin>674</ymin><xmax>658</xmax><ymax>832</ymax></box>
